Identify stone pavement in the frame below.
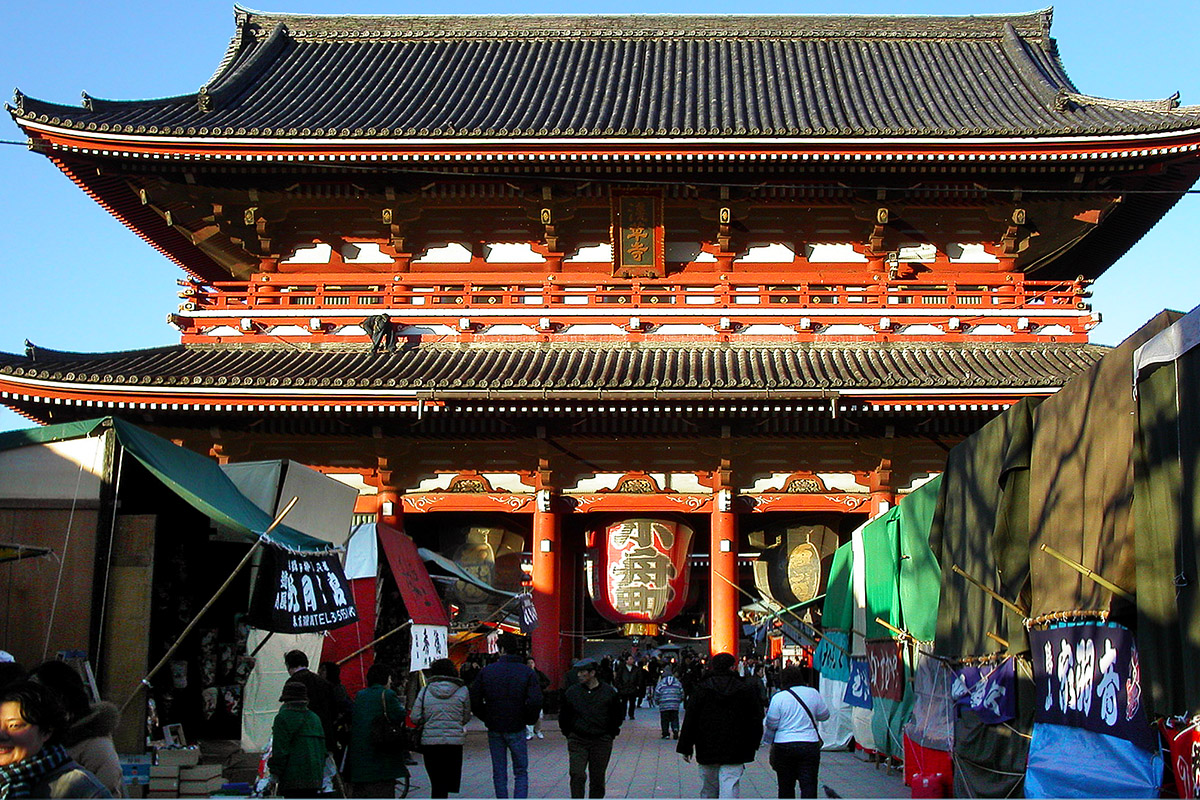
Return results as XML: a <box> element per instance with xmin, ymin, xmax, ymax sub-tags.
<box><xmin>403</xmin><ymin>709</ymin><xmax>908</xmax><ymax>799</ymax></box>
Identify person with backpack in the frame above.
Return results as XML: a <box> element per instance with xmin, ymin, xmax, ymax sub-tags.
<box><xmin>762</xmin><ymin>666</ymin><xmax>831</xmax><ymax>799</ymax></box>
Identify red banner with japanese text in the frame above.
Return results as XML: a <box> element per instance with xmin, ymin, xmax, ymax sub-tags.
<box><xmin>867</xmin><ymin>639</ymin><xmax>905</xmax><ymax>701</ymax></box>
<box><xmin>378</xmin><ymin>522</ymin><xmax>450</xmax><ymax>627</ymax></box>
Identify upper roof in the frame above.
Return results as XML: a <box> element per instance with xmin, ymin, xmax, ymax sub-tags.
<box><xmin>11</xmin><ymin>7</ymin><xmax>1200</xmax><ymax>142</ymax></box>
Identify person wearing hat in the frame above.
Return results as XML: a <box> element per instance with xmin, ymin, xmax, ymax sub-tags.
<box><xmin>268</xmin><ymin>680</ymin><xmax>326</xmax><ymax>798</ymax></box>
<box><xmin>559</xmin><ymin>658</ymin><xmax>624</xmax><ymax>799</ymax></box>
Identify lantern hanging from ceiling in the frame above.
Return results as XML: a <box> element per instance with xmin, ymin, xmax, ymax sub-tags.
<box><xmin>588</xmin><ymin>517</ymin><xmax>694</xmax><ymax>635</ymax></box>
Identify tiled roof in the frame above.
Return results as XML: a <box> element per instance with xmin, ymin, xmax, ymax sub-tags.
<box><xmin>11</xmin><ymin>9</ymin><xmax>1200</xmax><ymax>141</ymax></box>
<box><xmin>1</xmin><ymin>341</ymin><xmax>1106</xmax><ymax>394</ymax></box>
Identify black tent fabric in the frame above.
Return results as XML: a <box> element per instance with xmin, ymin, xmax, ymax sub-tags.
<box><xmin>1029</xmin><ymin>312</ymin><xmax>1180</xmax><ymax>618</ymax></box>
<box><xmin>1134</xmin><ymin>306</ymin><xmax>1200</xmax><ymax>718</ymax></box>
<box><xmin>930</xmin><ymin>396</ymin><xmax>1040</xmax><ymax>659</ymax></box>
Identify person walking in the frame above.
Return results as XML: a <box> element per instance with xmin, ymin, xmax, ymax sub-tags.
<box><xmin>559</xmin><ymin>658</ymin><xmax>624</xmax><ymax>799</ymax></box>
<box><xmin>469</xmin><ymin>637</ymin><xmax>543</xmax><ymax>798</ymax></box>
<box><xmin>524</xmin><ymin>658</ymin><xmax>551</xmax><ymax>740</ymax></box>
<box><xmin>411</xmin><ymin>659</ymin><xmax>471</xmax><ymax>799</ymax></box>
<box><xmin>763</xmin><ymin>666</ymin><xmax>831</xmax><ymax>799</ymax></box>
<box><xmin>347</xmin><ymin>663</ymin><xmax>408</xmax><ymax>799</ymax></box>
<box><xmin>611</xmin><ymin>655</ymin><xmax>643</xmax><ymax>720</ymax></box>
<box><xmin>268</xmin><ymin>681</ymin><xmax>326</xmax><ymax>799</ymax></box>
<box><xmin>676</xmin><ymin>652</ymin><xmax>765</xmax><ymax>798</ymax></box>
<box><xmin>653</xmin><ymin>665</ymin><xmax>684</xmax><ymax>739</ymax></box>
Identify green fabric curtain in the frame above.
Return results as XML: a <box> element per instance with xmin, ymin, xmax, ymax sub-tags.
<box><xmin>898</xmin><ymin>476</ymin><xmax>942</xmax><ymax>642</ymax></box>
<box><xmin>930</xmin><ymin>397</ymin><xmax>1041</xmax><ymax>659</ymax></box>
<box><xmin>860</xmin><ymin>481</ymin><xmax>942</xmax><ymax>759</ymax></box>
<box><xmin>1134</xmin><ymin>308</ymin><xmax>1200</xmax><ymax>718</ymax></box>
<box><xmin>0</xmin><ymin>417</ymin><xmax>330</xmax><ymax>553</ymax></box>
<box><xmin>1029</xmin><ymin>311</ymin><xmax>1179</xmax><ymax>618</ymax></box>
<box><xmin>823</xmin><ymin>542</ymin><xmax>855</xmax><ymax>632</ymax></box>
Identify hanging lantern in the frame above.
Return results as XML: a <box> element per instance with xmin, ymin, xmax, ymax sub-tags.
<box><xmin>588</xmin><ymin>517</ymin><xmax>694</xmax><ymax>634</ymax></box>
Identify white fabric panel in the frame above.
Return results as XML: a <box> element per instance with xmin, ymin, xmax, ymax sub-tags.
<box><xmin>0</xmin><ymin>438</ymin><xmax>104</xmax><ymax>501</ymax></box>
<box><xmin>343</xmin><ymin>523</ymin><xmax>378</xmax><ymax>580</ymax></box>
<box><xmin>851</xmin><ymin>520</ymin><xmax>868</xmax><ymax>657</ymax></box>
<box><xmin>277</xmin><ymin>462</ymin><xmax>357</xmax><ymax>547</ymax></box>
<box><xmin>222</xmin><ymin>460</ymin><xmax>357</xmax><ymax>546</ymax></box>
<box><xmin>240</xmin><ymin>630</ymin><xmax>323</xmax><ymax>753</ymax></box>
<box><xmin>852</xmin><ymin>706</ymin><xmax>876</xmax><ymax>753</ymax></box>
<box><xmin>818</xmin><ymin>676</ymin><xmax>855</xmax><ymax>750</ymax></box>
<box><xmin>1134</xmin><ymin>303</ymin><xmax>1200</xmax><ymax>381</ymax></box>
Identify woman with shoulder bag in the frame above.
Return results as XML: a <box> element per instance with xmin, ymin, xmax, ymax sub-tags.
<box><xmin>348</xmin><ymin>663</ymin><xmax>408</xmax><ymax>798</ymax></box>
<box><xmin>762</xmin><ymin>666</ymin><xmax>831</xmax><ymax>799</ymax></box>
<box><xmin>411</xmin><ymin>659</ymin><xmax>471</xmax><ymax>799</ymax></box>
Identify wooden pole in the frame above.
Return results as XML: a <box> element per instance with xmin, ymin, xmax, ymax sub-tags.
<box><xmin>1038</xmin><ymin>544</ymin><xmax>1134</xmax><ymax>601</ymax></box>
<box><xmin>711</xmin><ymin>571</ymin><xmax>851</xmax><ymax>658</ymax></box>
<box><xmin>951</xmin><ymin>564</ymin><xmax>1028</xmax><ymax>617</ymax></box>
<box><xmin>336</xmin><ymin>620</ymin><xmax>413</xmax><ymax>667</ymax></box>
<box><xmin>986</xmin><ymin>632</ymin><xmax>1010</xmax><ymax>649</ymax></box>
<box><xmin>120</xmin><ymin>497</ymin><xmax>299</xmax><ymax>714</ymax></box>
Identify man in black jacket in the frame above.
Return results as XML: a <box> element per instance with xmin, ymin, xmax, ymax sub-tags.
<box><xmin>611</xmin><ymin>654</ymin><xmax>644</xmax><ymax>720</ymax></box>
<box><xmin>676</xmin><ymin>652</ymin><xmax>765</xmax><ymax>798</ymax></box>
<box><xmin>469</xmin><ymin>638</ymin><xmax>543</xmax><ymax>798</ymax></box>
<box><xmin>560</xmin><ymin>658</ymin><xmax>624</xmax><ymax>799</ymax></box>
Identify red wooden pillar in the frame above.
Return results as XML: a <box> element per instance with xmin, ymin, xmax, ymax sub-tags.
<box><xmin>709</xmin><ymin>489</ymin><xmax>739</xmax><ymax>657</ymax></box>
<box><xmin>378</xmin><ymin>490</ymin><xmax>401</xmax><ymax>529</ymax></box>
<box><xmin>531</xmin><ymin>491</ymin><xmax>565</xmax><ymax>686</ymax></box>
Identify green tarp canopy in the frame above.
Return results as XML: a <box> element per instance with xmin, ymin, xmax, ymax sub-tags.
<box><xmin>1134</xmin><ymin>305</ymin><xmax>1200</xmax><ymax>718</ymax></box>
<box><xmin>0</xmin><ymin>417</ymin><xmax>331</xmax><ymax>553</ymax></box>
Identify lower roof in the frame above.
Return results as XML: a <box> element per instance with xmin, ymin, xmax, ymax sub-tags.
<box><xmin>2</xmin><ymin>340</ymin><xmax>1105</xmax><ymax>397</ymax></box>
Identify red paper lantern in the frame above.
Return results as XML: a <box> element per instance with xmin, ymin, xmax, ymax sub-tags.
<box><xmin>588</xmin><ymin>517</ymin><xmax>694</xmax><ymax>628</ymax></box>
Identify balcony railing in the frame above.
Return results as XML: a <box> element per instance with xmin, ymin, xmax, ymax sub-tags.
<box><xmin>174</xmin><ymin>273</ymin><xmax>1095</xmax><ymax>338</ymax></box>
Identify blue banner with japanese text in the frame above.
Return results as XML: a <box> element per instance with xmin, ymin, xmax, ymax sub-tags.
<box><xmin>815</xmin><ymin>631</ymin><xmax>850</xmax><ymax>681</ymax></box>
<box><xmin>845</xmin><ymin>657</ymin><xmax>873</xmax><ymax>709</ymax></box>
<box><xmin>1029</xmin><ymin>622</ymin><xmax>1155</xmax><ymax>752</ymax></box>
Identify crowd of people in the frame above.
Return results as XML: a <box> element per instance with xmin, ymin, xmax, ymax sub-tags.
<box><xmin>0</xmin><ymin>643</ymin><xmax>828</xmax><ymax>800</ymax></box>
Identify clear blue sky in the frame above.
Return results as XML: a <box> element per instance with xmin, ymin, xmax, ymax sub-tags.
<box><xmin>1</xmin><ymin>1</ymin><xmax>1198</xmax><ymax>432</ymax></box>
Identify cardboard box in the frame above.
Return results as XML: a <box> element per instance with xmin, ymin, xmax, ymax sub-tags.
<box><xmin>149</xmin><ymin>765</ymin><xmax>180</xmax><ymax>779</ymax></box>
<box><xmin>181</xmin><ymin>776</ymin><xmax>226</xmax><ymax>793</ymax></box>
<box><xmin>180</xmin><ymin>764</ymin><xmax>223</xmax><ymax>781</ymax></box>
<box><xmin>121</xmin><ymin>755</ymin><xmax>152</xmax><ymax>786</ymax></box>
<box><xmin>155</xmin><ymin>747</ymin><xmax>201</xmax><ymax>767</ymax></box>
<box><xmin>148</xmin><ymin>778</ymin><xmax>179</xmax><ymax>792</ymax></box>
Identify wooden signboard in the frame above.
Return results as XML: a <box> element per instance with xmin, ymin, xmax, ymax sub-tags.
<box><xmin>611</xmin><ymin>191</ymin><xmax>664</xmax><ymax>278</ymax></box>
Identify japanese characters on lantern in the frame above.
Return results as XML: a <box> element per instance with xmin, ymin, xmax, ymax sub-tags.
<box><xmin>588</xmin><ymin>517</ymin><xmax>693</xmax><ymax>631</ymax></box>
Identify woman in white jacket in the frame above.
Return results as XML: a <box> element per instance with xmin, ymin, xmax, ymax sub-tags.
<box><xmin>762</xmin><ymin>666</ymin><xmax>830</xmax><ymax>799</ymax></box>
<box><xmin>411</xmin><ymin>659</ymin><xmax>472</xmax><ymax>799</ymax></box>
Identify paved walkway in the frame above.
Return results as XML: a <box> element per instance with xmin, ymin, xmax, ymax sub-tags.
<box><xmin>404</xmin><ymin>710</ymin><xmax>908</xmax><ymax>799</ymax></box>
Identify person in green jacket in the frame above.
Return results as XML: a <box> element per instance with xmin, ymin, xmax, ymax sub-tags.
<box><xmin>348</xmin><ymin>663</ymin><xmax>408</xmax><ymax>798</ymax></box>
<box><xmin>269</xmin><ymin>681</ymin><xmax>326</xmax><ymax>798</ymax></box>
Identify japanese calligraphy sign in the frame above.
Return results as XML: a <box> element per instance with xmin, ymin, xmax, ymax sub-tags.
<box><xmin>518</xmin><ymin>593</ymin><xmax>539</xmax><ymax>634</ymax></box>
<box><xmin>611</xmin><ymin>192</ymin><xmax>664</xmax><ymax>278</ymax></box>
<box><xmin>952</xmin><ymin>657</ymin><xmax>1016</xmax><ymax>724</ymax></box>
<box><xmin>589</xmin><ymin>518</ymin><xmax>693</xmax><ymax>625</ymax></box>
<box><xmin>409</xmin><ymin>624</ymin><xmax>449</xmax><ymax>672</ymax></box>
<box><xmin>866</xmin><ymin>639</ymin><xmax>905</xmax><ymax>701</ymax></box>
<box><xmin>815</xmin><ymin>630</ymin><xmax>850</xmax><ymax>681</ymax></box>
<box><xmin>1030</xmin><ymin>622</ymin><xmax>1155</xmax><ymax>751</ymax></box>
<box><xmin>248</xmin><ymin>544</ymin><xmax>358</xmax><ymax>633</ymax></box>
<box><xmin>845</xmin><ymin>657</ymin><xmax>873</xmax><ymax>709</ymax></box>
